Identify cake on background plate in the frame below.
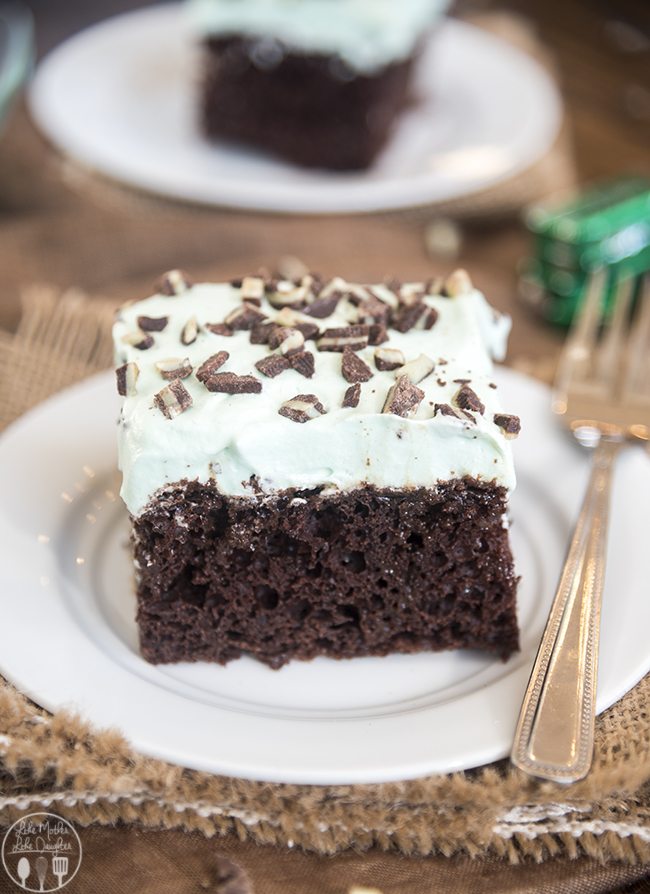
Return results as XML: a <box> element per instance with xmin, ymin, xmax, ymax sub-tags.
<box><xmin>114</xmin><ymin>268</ymin><xmax>520</xmax><ymax>668</ymax></box>
<box><xmin>188</xmin><ymin>0</ymin><xmax>449</xmax><ymax>170</ymax></box>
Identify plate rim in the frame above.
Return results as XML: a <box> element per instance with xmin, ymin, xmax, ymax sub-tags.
<box><xmin>27</xmin><ymin>5</ymin><xmax>563</xmax><ymax>214</ymax></box>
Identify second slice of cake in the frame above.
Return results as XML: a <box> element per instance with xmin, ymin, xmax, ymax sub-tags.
<box><xmin>188</xmin><ymin>0</ymin><xmax>449</xmax><ymax>170</ymax></box>
<box><xmin>114</xmin><ymin>269</ymin><xmax>520</xmax><ymax>668</ymax></box>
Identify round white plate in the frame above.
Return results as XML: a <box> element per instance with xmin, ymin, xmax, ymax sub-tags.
<box><xmin>0</xmin><ymin>368</ymin><xmax>648</xmax><ymax>784</ymax></box>
<box><xmin>28</xmin><ymin>6</ymin><xmax>562</xmax><ymax>213</ymax></box>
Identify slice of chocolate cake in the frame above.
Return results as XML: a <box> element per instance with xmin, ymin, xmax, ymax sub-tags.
<box><xmin>187</xmin><ymin>0</ymin><xmax>449</xmax><ymax>170</ymax></box>
<box><xmin>114</xmin><ymin>268</ymin><xmax>520</xmax><ymax>668</ymax></box>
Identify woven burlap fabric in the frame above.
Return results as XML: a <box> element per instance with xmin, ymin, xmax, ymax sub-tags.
<box><xmin>0</xmin><ymin>288</ymin><xmax>649</xmax><ymax>867</ymax></box>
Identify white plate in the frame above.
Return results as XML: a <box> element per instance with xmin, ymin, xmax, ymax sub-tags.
<box><xmin>28</xmin><ymin>6</ymin><xmax>562</xmax><ymax>213</ymax></box>
<box><xmin>1</xmin><ymin>368</ymin><xmax>648</xmax><ymax>784</ymax></box>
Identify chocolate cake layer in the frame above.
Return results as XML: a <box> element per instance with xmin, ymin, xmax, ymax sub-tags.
<box><xmin>133</xmin><ymin>479</ymin><xmax>519</xmax><ymax>668</ymax></box>
<box><xmin>200</xmin><ymin>37</ymin><xmax>415</xmax><ymax>170</ymax></box>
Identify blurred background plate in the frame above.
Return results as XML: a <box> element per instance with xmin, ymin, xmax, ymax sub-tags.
<box><xmin>0</xmin><ymin>3</ymin><xmax>32</xmax><ymax>134</ymax></box>
<box><xmin>27</xmin><ymin>4</ymin><xmax>562</xmax><ymax>214</ymax></box>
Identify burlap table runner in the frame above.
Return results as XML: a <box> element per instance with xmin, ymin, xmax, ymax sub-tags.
<box><xmin>0</xmin><ymin>285</ymin><xmax>649</xmax><ymax>866</ymax></box>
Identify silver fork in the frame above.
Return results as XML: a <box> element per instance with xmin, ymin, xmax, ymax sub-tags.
<box><xmin>511</xmin><ymin>271</ymin><xmax>650</xmax><ymax>783</ymax></box>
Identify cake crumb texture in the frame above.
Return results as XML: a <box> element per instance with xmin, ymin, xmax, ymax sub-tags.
<box><xmin>134</xmin><ymin>480</ymin><xmax>519</xmax><ymax>668</ymax></box>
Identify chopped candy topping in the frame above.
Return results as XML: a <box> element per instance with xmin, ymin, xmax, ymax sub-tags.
<box><xmin>206</xmin><ymin>322</ymin><xmax>234</xmax><ymax>337</ymax></box>
<box><xmin>433</xmin><ymin>403</ymin><xmax>472</xmax><ymax>422</ymax></box>
<box><xmin>374</xmin><ymin>347</ymin><xmax>405</xmax><ymax>372</ymax></box>
<box><xmin>368</xmin><ymin>322</ymin><xmax>389</xmax><ymax>345</ymax></box>
<box><xmin>180</xmin><ymin>317</ymin><xmax>199</xmax><ymax>345</ymax></box>
<box><xmin>443</xmin><ymin>268</ymin><xmax>473</xmax><ymax>297</ymax></box>
<box><xmin>392</xmin><ymin>302</ymin><xmax>437</xmax><ymax>333</ymax></box>
<box><xmin>196</xmin><ymin>351</ymin><xmax>230</xmax><ymax>384</ymax></box>
<box><xmin>317</xmin><ymin>324</ymin><xmax>370</xmax><ymax>352</ymax></box>
<box><xmin>122</xmin><ymin>330</ymin><xmax>154</xmax><ymax>350</ymax></box>
<box><xmin>382</xmin><ymin>376</ymin><xmax>424</xmax><ymax>417</ymax></box>
<box><xmin>398</xmin><ymin>283</ymin><xmax>426</xmax><ymax>307</ymax></box>
<box><xmin>341</xmin><ymin>349</ymin><xmax>373</xmax><ymax>383</ymax></box>
<box><xmin>267</xmin><ymin>280</ymin><xmax>310</xmax><ymax>309</ymax></box>
<box><xmin>400</xmin><ymin>353</ymin><xmax>434</xmax><ymax>384</ymax></box>
<box><xmin>154</xmin><ymin>379</ymin><xmax>192</xmax><ymax>418</ymax></box>
<box><xmin>303</xmin><ymin>293</ymin><xmax>341</xmax><ymax>319</ymax></box>
<box><xmin>279</xmin><ymin>393</ymin><xmax>326</xmax><ymax>423</ymax></box>
<box><xmin>240</xmin><ymin>275</ymin><xmax>265</xmax><ymax>302</ymax></box>
<box><xmin>155</xmin><ymin>357</ymin><xmax>193</xmax><ymax>380</ymax></box>
<box><xmin>349</xmin><ymin>294</ymin><xmax>390</xmax><ymax>325</ymax></box>
<box><xmin>294</xmin><ymin>320</ymin><xmax>320</xmax><ymax>341</ymax></box>
<box><xmin>224</xmin><ymin>303</ymin><xmax>267</xmax><ymax>331</ymax></box>
<box><xmin>370</xmin><ymin>284</ymin><xmax>399</xmax><ymax>310</ymax></box>
<box><xmin>249</xmin><ymin>321</ymin><xmax>275</xmax><ymax>344</ymax></box>
<box><xmin>455</xmin><ymin>384</ymin><xmax>485</xmax><ymax>415</ymax></box>
<box><xmin>289</xmin><ymin>351</ymin><xmax>315</xmax><ymax>378</ymax></box>
<box><xmin>493</xmin><ymin>413</ymin><xmax>521</xmax><ymax>438</ymax></box>
<box><xmin>137</xmin><ymin>315</ymin><xmax>168</xmax><ymax>332</ymax></box>
<box><xmin>273</xmin><ymin>307</ymin><xmax>302</xmax><ymax>328</ymax></box>
<box><xmin>342</xmin><ymin>383</ymin><xmax>361</xmax><ymax>408</ymax></box>
<box><xmin>116</xmin><ymin>362</ymin><xmax>139</xmax><ymax>396</ymax></box>
<box><xmin>156</xmin><ymin>269</ymin><xmax>192</xmax><ymax>296</ymax></box>
<box><xmin>277</xmin><ymin>328</ymin><xmax>306</xmax><ymax>357</ymax></box>
<box><xmin>255</xmin><ymin>355</ymin><xmax>291</xmax><ymax>378</ymax></box>
<box><xmin>201</xmin><ymin>372</ymin><xmax>262</xmax><ymax>394</ymax></box>
<box><xmin>434</xmin><ymin>402</ymin><xmax>459</xmax><ymax>418</ymax></box>
<box><xmin>318</xmin><ymin>276</ymin><xmax>348</xmax><ymax>299</ymax></box>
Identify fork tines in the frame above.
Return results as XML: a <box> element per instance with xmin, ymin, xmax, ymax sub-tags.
<box><xmin>552</xmin><ymin>271</ymin><xmax>650</xmax><ymax>442</ymax></box>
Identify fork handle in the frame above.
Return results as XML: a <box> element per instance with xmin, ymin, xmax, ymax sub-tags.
<box><xmin>511</xmin><ymin>437</ymin><xmax>622</xmax><ymax>783</ymax></box>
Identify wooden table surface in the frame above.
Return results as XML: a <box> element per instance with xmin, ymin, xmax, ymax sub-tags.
<box><xmin>0</xmin><ymin>1</ymin><xmax>649</xmax><ymax>891</ymax></box>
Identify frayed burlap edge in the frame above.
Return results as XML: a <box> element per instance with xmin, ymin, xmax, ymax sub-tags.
<box><xmin>1</xmin><ymin>290</ymin><xmax>649</xmax><ymax>863</ymax></box>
